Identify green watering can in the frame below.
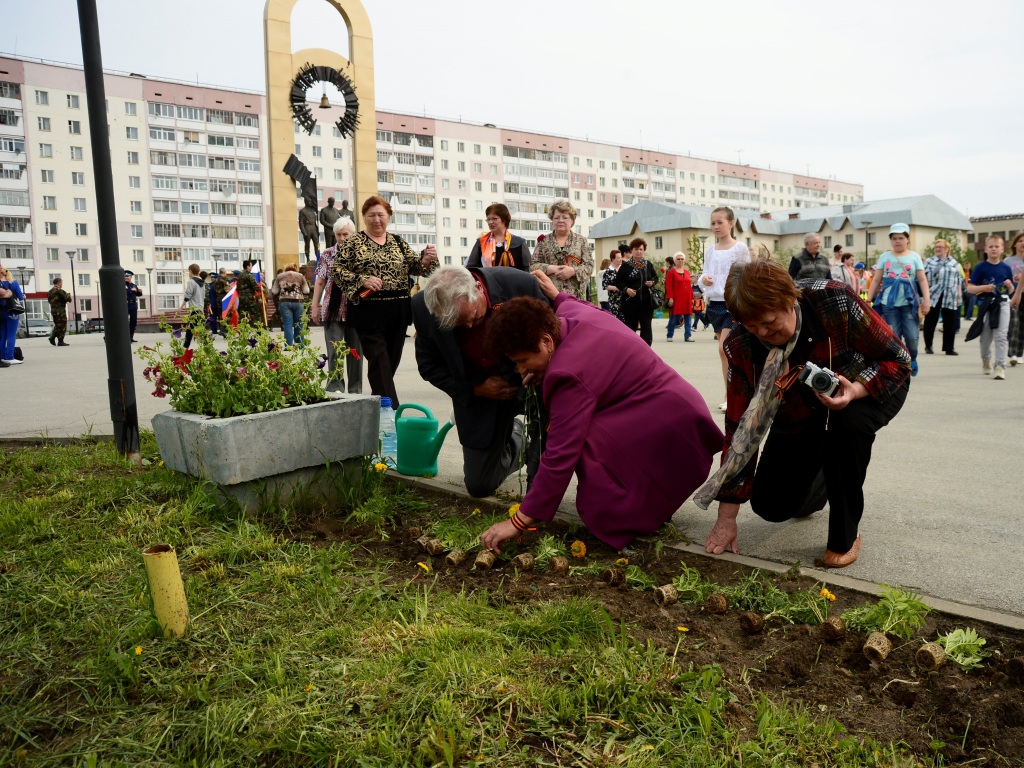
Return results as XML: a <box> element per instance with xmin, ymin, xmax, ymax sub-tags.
<box><xmin>396</xmin><ymin>404</ymin><xmax>454</xmax><ymax>478</ymax></box>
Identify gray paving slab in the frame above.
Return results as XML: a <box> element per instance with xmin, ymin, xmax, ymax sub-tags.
<box><xmin>4</xmin><ymin>318</ymin><xmax>1022</xmax><ymax>618</ymax></box>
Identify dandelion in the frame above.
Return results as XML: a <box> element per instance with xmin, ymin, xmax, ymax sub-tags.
<box><xmin>507</xmin><ymin>503</ymin><xmax>521</xmax><ymax>518</ymax></box>
<box><xmin>374</xmin><ymin>462</ymin><xmax>388</xmax><ymax>472</ymax></box>
<box><xmin>158</xmin><ymin>460</ymin><xmax>164</xmax><ymax>467</ymax></box>
<box><xmin>615</xmin><ymin>557</ymin><xmax>629</xmax><ymax>567</ymax></box>
<box><xmin>570</xmin><ymin>540</ymin><xmax>587</xmax><ymax>558</ymax></box>
<box><xmin>135</xmin><ymin>646</ymin><xmax>143</xmax><ymax>655</ymax></box>
<box><xmin>417</xmin><ymin>562</ymin><xmax>430</xmax><ymax>573</ymax></box>
<box><xmin>677</xmin><ymin>626</ymin><xmax>689</xmax><ymax>632</ymax></box>
<box><xmin>304</xmin><ymin>683</ymin><xmax>315</xmax><ymax>692</ymax></box>
<box><xmin>497</xmin><ymin>684</ymin><xmax>506</xmax><ymax>693</ymax></box>
<box><xmin>819</xmin><ymin>587</ymin><xmax>836</xmax><ymax>602</ymax></box>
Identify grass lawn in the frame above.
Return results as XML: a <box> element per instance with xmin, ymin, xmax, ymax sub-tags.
<box><xmin>1</xmin><ymin>438</ymin><xmax>937</xmax><ymax>766</ymax></box>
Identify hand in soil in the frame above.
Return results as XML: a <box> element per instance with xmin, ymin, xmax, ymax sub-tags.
<box><xmin>481</xmin><ymin>519</ymin><xmax>520</xmax><ymax>554</ymax></box>
<box><xmin>705</xmin><ymin>516</ymin><xmax>739</xmax><ymax>556</ymax></box>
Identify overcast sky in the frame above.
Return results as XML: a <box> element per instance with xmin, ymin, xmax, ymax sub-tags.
<box><xmin>5</xmin><ymin>0</ymin><xmax>1023</xmax><ymax>216</ymax></box>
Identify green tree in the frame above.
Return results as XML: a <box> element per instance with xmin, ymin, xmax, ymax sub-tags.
<box><xmin>684</xmin><ymin>234</ymin><xmax>704</xmax><ymax>275</ymax></box>
<box><xmin>922</xmin><ymin>229</ymin><xmax>969</xmax><ymax>271</ymax></box>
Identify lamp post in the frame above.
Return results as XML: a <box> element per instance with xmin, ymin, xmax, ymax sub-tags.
<box><xmin>66</xmin><ymin>250</ymin><xmax>79</xmax><ymax>334</ymax></box>
<box><xmin>14</xmin><ymin>266</ymin><xmax>32</xmax><ymax>336</ymax></box>
<box><xmin>146</xmin><ymin>266</ymin><xmax>154</xmax><ymax>318</ymax></box>
<box><xmin>862</xmin><ymin>220</ymin><xmax>872</xmax><ymax>269</ymax></box>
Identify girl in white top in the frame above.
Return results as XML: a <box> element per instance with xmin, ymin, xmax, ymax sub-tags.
<box><xmin>699</xmin><ymin>206</ymin><xmax>750</xmax><ymax>410</ymax></box>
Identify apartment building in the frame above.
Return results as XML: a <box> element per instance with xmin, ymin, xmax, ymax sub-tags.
<box><xmin>1</xmin><ymin>53</ymin><xmax>863</xmax><ymax>321</ymax></box>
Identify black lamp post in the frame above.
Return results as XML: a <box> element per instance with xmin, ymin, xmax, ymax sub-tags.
<box><xmin>66</xmin><ymin>250</ymin><xmax>79</xmax><ymax>333</ymax></box>
<box><xmin>146</xmin><ymin>266</ymin><xmax>154</xmax><ymax>318</ymax></box>
<box><xmin>862</xmin><ymin>220</ymin><xmax>873</xmax><ymax>268</ymax></box>
<box><xmin>14</xmin><ymin>266</ymin><xmax>32</xmax><ymax>336</ymax></box>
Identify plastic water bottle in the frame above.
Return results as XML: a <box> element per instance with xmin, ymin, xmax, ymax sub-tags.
<box><xmin>379</xmin><ymin>397</ymin><xmax>398</xmax><ymax>466</ymax></box>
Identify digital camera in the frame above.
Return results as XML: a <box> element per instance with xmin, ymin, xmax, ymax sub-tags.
<box><xmin>798</xmin><ymin>362</ymin><xmax>840</xmax><ymax>398</ymax></box>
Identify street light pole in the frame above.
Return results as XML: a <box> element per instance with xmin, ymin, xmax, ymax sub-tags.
<box><xmin>862</xmin><ymin>220</ymin><xmax>873</xmax><ymax>270</ymax></box>
<box><xmin>15</xmin><ymin>267</ymin><xmax>31</xmax><ymax>336</ymax></box>
<box><xmin>146</xmin><ymin>266</ymin><xmax>154</xmax><ymax>317</ymax></box>
<box><xmin>66</xmin><ymin>250</ymin><xmax>79</xmax><ymax>334</ymax></box>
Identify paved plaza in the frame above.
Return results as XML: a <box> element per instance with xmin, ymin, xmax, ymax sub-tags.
<box><xmin>4</xmin><ymin>317</ymin><xmax>1023</xmax><ymax>621</ymax></box>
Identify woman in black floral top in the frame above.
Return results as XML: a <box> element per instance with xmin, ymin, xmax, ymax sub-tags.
<box><xmin>602</xmin><ymin>249</ymin><xmax>625</xmax><ymax>320</ymax></box>
<box><xmin>530</xmin><ymin>200</ymin><xmax>592</xmax><ymax>299</ymax></box>
<box><xmin>333</xmin><ymin>195</ymin><xmax>436</xmax><ymax>407</ymax></box>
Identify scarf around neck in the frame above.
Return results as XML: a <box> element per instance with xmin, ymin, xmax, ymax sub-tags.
<box><xmin>693</xmin><ymin>304</ymin><xmax>803</xmax><ymax>509</ymax></box>
<box><xmin>479</xmin><ymin>231</ymin><xmax>513</xmax><ymax>267</ymax></box>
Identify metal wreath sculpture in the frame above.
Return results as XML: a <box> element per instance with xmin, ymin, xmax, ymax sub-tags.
<box><xmin>289</xmin><ymin>62</ymin><xmax>360</xmax><ymax>138</ymax></box>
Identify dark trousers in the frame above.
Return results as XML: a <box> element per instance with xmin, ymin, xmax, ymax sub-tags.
<box><xmin>303</xmin><ymin>233</ymin><xmax>320</xmax><ymax>262</ymax></box>
<box><xmin>182</xmin><ymin>310</ymin><xmax>203</xmax><ymax>349</ymax></box>
<box><xmin>128</xmin><ymin>306</ymin><xmax>138</xmax><ymax>338</ymax></box>
<box><xmin>748</xmin><ymin>383</ymin><xmax>908</xmax><ymax>553</ymax></box>
<box><xmin>324</xmin><ymin>229</ymin><xmax>336</xmax><ymax>249</ymax></box>
<box><xmin>357</xmin><ymin>322</ymin><xmax>407</xmax><ymax>408</ymax></box>
<box><xmin>622</xmin><ymin>302</ymin><xmax>653</xmax><ymax>346</ymax></box>
<box><xmin>462</xmin><ymin>397</ymin><xmax>544</xmax><ymax>498</ymax></box>
<box><xmin>922</xmin><ymin>304</ymin><xmax>958</xmax><ymax>353</ymax></box>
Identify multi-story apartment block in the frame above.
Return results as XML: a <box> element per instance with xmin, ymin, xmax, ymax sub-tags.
<box><xmin>1</xmin><ymin>53</ymin><xmax>863</xmax><ymax>322</ymax></box>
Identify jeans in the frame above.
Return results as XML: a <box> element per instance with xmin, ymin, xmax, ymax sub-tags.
<box><xmin>666</xmin><ymin>313</ymin><xmax>692</xmax><ymax>339</ymax></box>
<box><xmin>879</xmin><ymin>304</ymin><xmax>919</xmax><ymax>360</ymax></box>
<box><xmin>278</xmin><ymin>301</ymin><xmax>305</xmax><ymax>346</ymax></box>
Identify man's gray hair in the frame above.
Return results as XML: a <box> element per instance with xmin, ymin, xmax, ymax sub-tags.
<box><xmin>423</xmin><ymin>265</ymin><xmax>481</xmax><ymax>331</ymax></box>
<box><xmin>803</xmin><ymin>232</ymin><xmax>820</xmax><ymax>246</ymax></box>
<box><xmin>333</xmin><ymin>217</ymin><xmax>356</xmax><ymax>236</ymax></box>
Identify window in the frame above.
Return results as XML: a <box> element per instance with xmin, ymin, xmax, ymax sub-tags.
<box><xmin>333</xmin><ymin>169</ymin><xmax>344</xmax><ymax>181</ymax></box>
<box><xmin>45</xmin><ymin>222</ymin><xmax>58</xmax><ymax>235</ymax></box>
<box><xmin>46</xmin><ymin>248</ymin><xmax>60</xmax><ymax>262</ymax></box>
<box><xmin>868</xmin><ymin>233</ymin><xmax>876</xmax><ymax>245</ymax></box>
<box><xmin>208</xmin><ymin>156</ymin><xmax>235</xmax><ymax>170</ymax></box>
<box><xmin>211</xmin><ymin>202</ymin><xmax>237</xmax><ymax>216</ymax></box>
<box><xmin>655</xmin><ymin>236</ymin><xmax>663</xmax><ymax>249</ymax></box>
<box><xmin>181</xmin><ymin>130</ymin><xmax>200</xmax><ymax>144</ymax></box>
<box><xmin>128</xmin><ymin>176</ymin><xmax>141</xmax><ymax>189</ymax></box>
<box><xmin>440</xmin><ymin>159</ymin><xmax>449</xmax><ymax>171</ymax></box>
<box><xmin>459</xmin><ymin>199</ymin><xmax>467</xmax><ymax>209</ymax></box>
<box><xmin>72</xmin><ymin>172</ymin><xmax>85</xmax><ymax>185</ymax></box>
<box><xmin>150</xmin><ymin>150</ymin><xmax>176</xmax><ymax>166</ymax></box>
<box><xmin>134</xmin><ymin>273</ymin><xmax>147</xmax><ymax>288</ymax></box>
<box><xmin>240</xmin><ymin>204</ymin><xmax>261</xmax><ymax>217</ymax></box>
<box><xmin>43</xmin><ymin>195</ymin><xmax>56</xmax><ymax>210</ymax></box>
<box><xmin>208</xmin><ymin>134</ymin><xmax>234</xmax><ymax>147</ymax></box>
<box><xmin>474</xmin><ymin>182</ymin><xmax>482</xmax><ymax>192</ymax></box>
<box><xmin>133</xmin><ymin>249</ymin><xmax>145</xmax><ymax>262</ymax></box>
<box><xmin>155</xmin><ymin>246</ymin><xmax>181</xmax><ymax>260</ymax></box>
<box><xmin>125</xmin><ymin>127</ymin><xmax>138</xmax><ymax>140</ymax></box>
<box><xmin>312</xmin><ymin>145</ymin><xmax>322</xmax><ymax>157</ymax></box>
<box><xmin>824</xmin><ymin>236</ymin><xmax>832</xmax><ymax>249</ymax></box>
<box><xmin>154</xmin><ymin>223</ymin><xmax>181</xmax><ymax>238</ymax></box>
<box><xmin>127</xmin><ymin>151</ymin><xmax>139</xmax><ymax>164</ymax></box>
<box><xmin>67</xmin><ymin>120</ymin><xmax>81</xmax><ymax>134</ymax></box>
<box><xmin>130</xmin><ymin>201</ymin><xmax>142</xmax><ymax>213</ymax></box>
<box><xmin>131</xmin><ymin>225</ymin><xmax>143</xmax><ymax>239</ymax></box>
<box><xmin>457</xmin><ymin>161</ymin><xmax>466</xmax><ymax>172</ymax></box>
<box><xmin>78</xmin><ymin>273</ymin><xmax>90</xmax><ymax>287</ymax></box>
<box><xmin>37</xmin><ymin>116</ymin><xmax>51</xmax><ymax>131</ymax></box>
<box><xmin>75</xmin><ymin>223</ymin><xmax>88</xmax><ymax>236</ymax></box>
<box><xmin>157</xmin><ymin>270</ymin><xmax>183</xmax><ymax>285</ymax></box>
<box><xmin>41</xmin><ymin>169</ymin><xmax>54</xmax><ymax>183</ymax></box>
<box><xmin>39</xmin><ymin>143</ymin><xmax>53</xmax><ymax>158</ymax></box>
<box><xmin>123</xmin><ymin>101</ymin><xmax>137</xmax><ymax>116</ymax></box>
<box><xmin>207</xmin><ymin>108</ymin><xmax>233</xmax><ymax>125</ymax></box>
<box><xmin>148</xmin><ymin>102</ymin><xmax>174</xmax><ymax>118</ymax></box>
<box><xmin>442</xmin><ymin>198</ymin><xmax>450</xmax><ymax>209</ymax></box>
<box><xmin>457</xmin><ymin>142</ymin><xmax>465</xmax><ymax>152</ymax></box>
<box><xmin>457</xmin><ymin>180</ymin><xmax>466</xmax><ymax>190</ymax></box>
<box><xmin>74</xmin><ymin>198</ymin><xmax>86</xmax><ymax>212</ymax></box>
<box><xmin>176</xmin><ymin>106</ymin><xmax>204</xmax><ymax>121</ymax></box>
<box><xmin>76</xmin><ymin>248</ymin><xmax>89</xmax><ymax>262</ymax></box>
<box><xmin>237</xmin><ymin>160</ymin><xmax>260</xmax><ymax>172</ymax></box>
<box><xmin>67</xmin><ymin>94</ymin><xmax>80</xmax><ymax>108</ymax></box>
<box><xmin>473</xmin><ymin>144</ymin><xmax>481</xmax><ymax>154</ymax></box>
<box><xmin>845</xmin><ymin>234</ymin><xmax>854</xmax><ymax>247</ymax></box>
<box><xmin>70</xmin><ymin>146</ymin><xmax>83</xmax><ymax>160</ymax></box>
<box><xmin>35</xmin><ymin>90</ymin><xmax>49</xmax><ymax>105</ymax></box>
<box><xmin>77</xmin><ymin>298</ymin><xmax>92</xmax><ymax>312</ymax></box>
<box><xmin>178</xmin><ymin>153</ymin><xmax>206</xmax><ymax>168</ymax></box>
<box><xmin>158</xmin><ymin>295</ymin><xmax>179</xmax><ymax>310</ymax></box>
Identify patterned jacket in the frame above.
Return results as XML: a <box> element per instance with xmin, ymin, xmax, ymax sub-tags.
<box><xmin>717</xmin><ymin>280</ymin><xmax>911</xmax><ymax>502</ymax></box>
<box><xmin>924</xmin><ymin>256</ymin><xmax>965</xmax><ymax>311</ymax></box>
<box><xmin>530</xmin><ymin>231</ymin><xmax>592</xmax><ymax>299</ymax></box>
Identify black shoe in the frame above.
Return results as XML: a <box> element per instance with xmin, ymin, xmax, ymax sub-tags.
<box><xmin>58</xmin><ymin>341</ymin><xmax>70</xmax><ymax>347</ymax></box>
<box><xmin>0</xmin><ymin>359</ymin><xmax>9</xmax><ymax>368</ymax></box>
<box><xmin>945</xmin><ymin>350</ymin><xmax>958</xmax><ymax>356</ymax></box>
<box><xmin>925</xmin><ymin>347</ymin><xmax>934</xmax><ymax>354</ymax></box>
<box><xmin>131</xmin><ymin>338</ymin><xmax>137</xmax><ymax>343</ymax></box>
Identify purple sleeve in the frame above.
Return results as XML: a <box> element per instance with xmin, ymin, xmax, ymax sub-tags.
<box><xmin>519</xmin><ymin>370</ymin><xmax>596</xmax><ymax>522</ymax></box>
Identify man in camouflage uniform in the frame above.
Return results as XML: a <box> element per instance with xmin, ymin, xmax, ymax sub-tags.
<box><xmin>47</xmin><ymin>277</ymin><xmax>72</xmax><ymax>347</ymax></box>
<box><xmin>236</xmin><ymin>260</ymin><xmax>264</xmax><ymax>326</ymax></box>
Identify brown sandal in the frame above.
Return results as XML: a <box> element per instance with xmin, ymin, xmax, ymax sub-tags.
<box><xmin>822</xmin><ymin>535</ymin><xmax>861</xmax><ymax>568</ymax></box>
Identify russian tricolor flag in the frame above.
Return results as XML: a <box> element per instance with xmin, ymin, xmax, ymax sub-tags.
<box><xmin>251</xmin><ymin>261</ymin><xmax>262</xmax><ymax>285</ymax></box>
<box><xmin>221</xmin><ymin>284</ymin><xmax>238</xmax><ymax>320</ymax></box>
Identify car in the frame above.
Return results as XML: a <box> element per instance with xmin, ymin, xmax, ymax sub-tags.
<box><xmin>25</xmin><ymin>320</ymin><xmax>55</xmax><ymax>338</ymax></box>
<box><xmin>84</xmin><ymin>317</ymin><xmax>105</xmax><ymax>333</ymax></box>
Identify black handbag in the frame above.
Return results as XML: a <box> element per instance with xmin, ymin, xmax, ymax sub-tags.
<box><xmin>8</xmin><ymin>297</ymin><xmax>25</xmax><ymax>315</ymax></box>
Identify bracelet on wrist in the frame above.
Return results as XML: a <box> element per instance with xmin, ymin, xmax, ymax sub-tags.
<box><xmin>510</xmin><ymin>512</ymin><xmax>537</xmax><ymax>533</ymax></box>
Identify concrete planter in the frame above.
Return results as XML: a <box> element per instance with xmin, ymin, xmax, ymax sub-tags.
<box><xmin>152</xmin><ymin>395</ymin><xmax>379</xmax><ymax>508</ymax></box>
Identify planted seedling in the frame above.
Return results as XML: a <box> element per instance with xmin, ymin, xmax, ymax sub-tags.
<box><xmin>842</xmin><ymin>585</ymin><xmax>931</xmax><ymax>663</ymax></box>
<box><xmin>936</xmin><ymin>628</ymin><xmax>988</xmax><ymax>672</ymax></box>
<box><xmin>531</xmin><ymin>534</ymin><xmax>567</xmax><ymax>572</ymax></box>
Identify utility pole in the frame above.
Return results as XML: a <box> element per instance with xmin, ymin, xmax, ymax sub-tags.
<box><xmin>77</xmin><ymin>0</ymin><xmax>140</xmax><ymax>462</ymax></box>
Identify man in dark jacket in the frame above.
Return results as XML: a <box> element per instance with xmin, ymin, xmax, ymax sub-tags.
<box><xmin>414</xmin><ymin>266</ymin><xmax>547</xmax><ymax>497</ymax></box>
<box><xmin>788</xmin><ymin>233</ymin><xmax>832</xmax><ymax>281</ymax></box>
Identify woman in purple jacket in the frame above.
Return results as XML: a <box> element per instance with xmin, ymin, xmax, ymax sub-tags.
<box><xmin>480</xmin><ymin>273</ymin><xmax>723</xmax><ymax>553</ymax></box>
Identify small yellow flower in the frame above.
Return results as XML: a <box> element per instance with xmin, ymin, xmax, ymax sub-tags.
<box><xmin>497</xmin><ymin>684</ymin><xmax>506</xmax><ymax>693</ymax></box>
<box><xmin>17</xmin><ymin>750</ymin><xmax>27</xmax><ymax>758</ymax></box>
<box><xmin>570</xmin><ymin>540</ymin><xmax>587</xmax><ymax>558</ymax></box>
<box><xmin>615</xmin><ymin>557</ymin><xmax>629</xmax><ymax>567</ymax></box>
<box><xmin>417</xmin><ymin>562</ymin><xmax>430</xmax><ymax>573</ymax></box>
<box><xmin>135</xmin><ymin>646</ymin><xmax>143</xmax><ymax>656</ymax></box>
<box><xmin>507</xmin><ymin>503</ymin><xmax>521</xmax><ymax>518</ymax></box>
<box><xmin>158</xmin><ymin>460</ymin><xmax>164</xmax><ymax>467</ymax></box>
<box><xmin>473</xmin><ymin>508</ymin><xmax>480</xmax><ymax>515</ymax></box>
<box><xmin>677</xmin><ymin>626</ymin><xmax>689</xmax><ymax>632</ymax></box>
<box><xmin>819</xmin><ymin>587</ymin><xmax>836</xmax><ymax>602</ymax></box>
<box><xmin>305</xmin><ymin>683</ymin><xmax>315</xmax><ymax>692</ymax></box>
<box><xmin>374</xmin><ymin>462</ymin><xmax>388</xmax><ymax>472</ymax></box>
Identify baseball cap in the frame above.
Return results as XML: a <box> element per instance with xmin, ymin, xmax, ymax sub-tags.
<box><xmin>888</xmin><ymin>223</ymin><xmax>910</xmax><ymax>237</ymax></box>
<box><xmin>854</xmin><ymin>262</ymin><xmax>865</xmax><ymax>270</ymax></box>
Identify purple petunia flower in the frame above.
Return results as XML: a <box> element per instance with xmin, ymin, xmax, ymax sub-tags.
<box><xmin>219</xmin><ymin>351</ymin><xmax>228</xmax><ymax>356</ymax></box>
<box><xmin>248</xmin><ymin>337</ymin><xmax>258</xmax><ymax>348</ymax></box>
<box><xmin>172</xmin><ymin>329</ymin><xmax>182</xmax><ymax>339</ymax></box>
<box><xmin>267</xmin><ymin>342</ymin><xmax>276</xmax><ymax>352</ymax></box>
<box><xmin>317</xmin><ymin>358</ymin><xmax>327</xmax><ymax>369</ymax></box>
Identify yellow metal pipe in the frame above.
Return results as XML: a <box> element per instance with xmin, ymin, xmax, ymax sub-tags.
<box><xmin>142</xmin><ymin>544</ymin><xmax>189</xmax><ymax>638</ymax></box>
